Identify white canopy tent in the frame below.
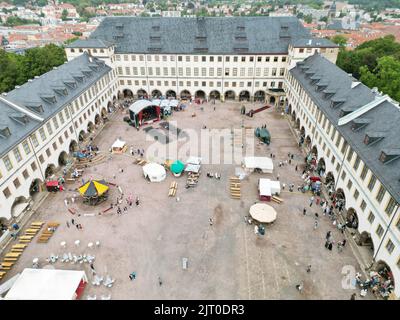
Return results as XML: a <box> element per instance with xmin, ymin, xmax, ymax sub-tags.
<box><xmin>4</xmin><ymin>268</ymin><xmax>87</xmax><ymax>300</ymax></box>
<box><xmin>111</xmin><ymin>138</ymin><xmax>127</xmax><ymax>153</ymax></box>
<box><xmin>143</xmin><ymin>163</ymin><xmax>166</xmax><ymax>182</ymax></box>
<box><xmin>244</xmin><ymin>157</ymin><xmax>274</xmax><ymax>173</ymax></box>
<box><xmin>186</xmin><ymin>156</ymin><xmax>202</xmax><ymax>165</ymax></box>
<box><xmin>129</xmin><ymin>100</ymin><xmax>155</xmax><ymax>114</ymax></box>
<box><xmin>259</xmin><ymin>178</ymin><xmax>281</xmax><ymax>200</ymax></box>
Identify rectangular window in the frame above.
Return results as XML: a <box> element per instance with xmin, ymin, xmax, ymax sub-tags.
<box><xmin>53</xmin><ymin>117</ymin><xmax>59</xmax><ymax>130</ymax></box>
<box><xmin>3</xmin><ymin>187</ymin><xmax>11</xmax><ymax>199</ymax></box>
<box><xmin>22</xmin><ymin>169</ymin><xmax>29</xmax><ymax>180</ymax></box>
<box><xmin>386</xmin><ymin>239</ymin><xmax>395</xmax><ymax>254</ymax></box>
<box><xmin>39</xmin><ymin>128</ymin><xmax>46</xmax><ymax>141</ymax></box>
<box><xmin>31</xmin><ymin>161</ymin><xmax>37</xmax><ymax>171</ymax></box>
<box><xmin>13</xmin><ymin>177</ymin><xmax>21</xmax><ymax>189</ymax></box>
<box><xmin>22</xmin><ymin>140</ymin><xmax>31</xmax><ymax>155</ymax></box>
<box><xmin>46</xmin><ymin>122</ymin><xmax>53</xmax><ymax>135</ymax></box>
<box><xmin>353</xmin><ymin>155</ymin><xmax>361</xmax><ymax>171</ymax></box>
<box><xmin>367</xmin><ymin>211</ymin><xmax>375</xmax><ymax>224</ymax></box>
<box><xmin>376</xmin><ymin>224</ymin><xmax>384</xmax><ymax>238</ymax></box>
<box><xmin>376</xmin><ymin>185</ymin><xmax>386</xmax><ymax>203</ymax></box>
<box><xmin>13</xmin><ymin>148</ymin><xmax>22</xmax><ymax>163</ymax></box>
<box><xmin>360</xmin><ymin>200</ymin><xmax>367</xmax><ymax>211</ymax></box>
<box><xmin>341</xmin><ymin>171</ymin><xmax>346</xmax><ymax>181</ymax></box>
<box><xmin>3</xmin><ymin>155</ymin><xmax>13</xmax><ymax>171</ymax></box>
<box><xmin>385</xmin><ymin>197</ymin><xmax>397</xmax><ymax>217</ymax></box>
<box><xmin>360</xmin><ymin>165</ymin><xmax>368</xmax><ymax>180</ymax></box>
<box><xmin>367</xmin><ymin>175</ymin><xmax>377</xmax><ymax>191</ymax></box>
<box><xmin>354</xmin><ymin>189</ymin><xmax>359</xmax><ymax>200</ymax></box>
<box><xmin>46</xmin><ymin>148</ymin><xmax>51</xmax><ymax>157</ymax></box>
<box><xmin>347</xmin><ymin>179</ymin><xmax>353</xmax><ymax>190</ymax></box>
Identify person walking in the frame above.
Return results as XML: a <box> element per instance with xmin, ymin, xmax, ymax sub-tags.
<box><xmin>209</xmin><ymin>218</ymin><xmax>213</xmax><ymax>226</ymax></box>
<box><xmin>303</xmin><ymin>208</ymin><xmax>307</xmax><ymax>216</ymax></box>
<box><xmin>136</xmin><ymin>197</ymin><xmax>140</xmax><ymax>206</ymax></box>
<box><xmin>350</xmin><ymin>293</ymin><xmax>357</xmax><ymax>300</ymax></box>
<box><xmin>314</xmin><ymin>219</ymin><xmax>318</xmax><ymax>230</ymax></box>
<box><xmin>296</xmin><ymin>282</ymin><xmax>303</xmax><ymax>293</ymax></box>
<box><xmin>71</xmin><ymin>218</ymin><xmax>75</xmax><ymax>225</ymax></box>
<box><xmin>306</xmin><ymin>265</ymin><xmax>311</xmax><ymax>273</ymax></box>
<box><xmin>309</xmin><ymin>196</ymin><xmax>315</xmax><ymax>207</ymax></box>
<box><xmin>328</xmin><ymin>242</ymin><xmax>333</xmax><ymax>251</ymax></box>
<box><xmin>129</xmin><ymin>272</ymin><xmax>136</xmax><ymax>280</ymax></box>
<box><xmin>90</xmin><ymin>263</ymin><xmax>96</xmax><ymax>275</ymax></box>
<box><xmin>158</xmin><ymin>277</ymin><xmax>163</xmax><ymax>286</ymax></box>
<box><xmin>66</xmin><ymin>221</ymin><xmax>70</xmax><ymax>228</ymax></box>
<box><xmin>295</xmin><ymin>165</ymin><xmax>298</xmax><ymax>172</ymax></box>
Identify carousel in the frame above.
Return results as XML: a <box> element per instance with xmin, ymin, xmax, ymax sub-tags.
<box><xmin>78</xmin><ymin>179</ymin><xmax>109</xmax><ymax>205</ymax></box>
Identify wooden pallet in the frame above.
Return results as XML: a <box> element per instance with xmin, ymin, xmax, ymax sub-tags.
<box><xmin>37</xmin><ymin>222</ymin><xmax>59</xmax><ymax>243</ymax></box>
<box><xmin>272</xmin><ymin>196</ymin><xmax>283</xmax><ymax>204</ymax></box>
<box><xmin>229</xmin><ymin>177</ymin><xmax>241</xmax><ymax>199</ymax></box>
<box><xmin>168</xmin><ymin>181</ymin><xmax>177</xmax><ymax>197</ymax></box>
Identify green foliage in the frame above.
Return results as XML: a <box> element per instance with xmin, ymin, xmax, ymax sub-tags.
<box><xmin>330</xmin><ymin>35</ymin><xmax>347</xmax><ymax>48</ymax></box>
<box><xmin>360</xmin><ymin>56</ymin><xmax>400</xmax><ymax>101</ymax></box>
<box><xmin>4</xmin><ymin>16</ymin><xmax>40</xmax><ymax>27</ymax></box>
<box><xmin>61</xmin><ymin>9</ymin><xmax>68</xmax><ymax>21</ymax></box>
<box><xmin>337</xmin><ymin>35</ymin><xmax>400</xmax><ymax>79</ymax></box>
<box><xmin>0</xmin><ymin>44</ymin><xmax>66</xmax><ymax>94</ymax></box>
<box><xmin>303</xmin><ymin>14</ymin><xmax>313</xmax><ymax>24</ymax></box>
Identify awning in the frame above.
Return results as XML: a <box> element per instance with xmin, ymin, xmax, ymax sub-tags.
<box><xmin>170</xmin><ymin>160</ymin><xmax>185</xmax><ymax>174</ymax></box>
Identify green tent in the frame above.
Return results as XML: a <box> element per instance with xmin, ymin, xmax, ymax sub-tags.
<box><xmin>170</xmin><ymin>160</ymin><xmax>185</xmax><ymax>174</ymax></box>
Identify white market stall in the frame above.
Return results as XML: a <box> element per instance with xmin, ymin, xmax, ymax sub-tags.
<box><xmin>111</xmin><ymin>138</ymin><xmax>127</xmax><ymax>154</ymax></box>
<box><xmin>4</xmin><ymin>268</ymin><xmax>88</xmax><ymax>300</ymax></box>
<box><xmin>259</xmin><ymin>178</ymin><xmax>281</xmax><ymax>201</ymax></box>
<box><xmin>249</xmin><ymin>203</ymin><xmax>277</xmax><ymax>224</ymax></box>
<box><xmin>243</xmin><ymin>157</ymin><xmax>274</xmax><ymax>174</ymax></box>
<box><xmin>143</xmin><ymin>163</ymin><xmax>166</xmax><ymax>182</ymax></box>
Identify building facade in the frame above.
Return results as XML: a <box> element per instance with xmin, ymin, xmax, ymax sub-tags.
<box><xmin>65</xmin><ymin>17</ymin><xmax>339</xmax><ymax>105</ymax></box>
<box><xmin>286</xmin><ymin>54</ymin><xmax>400</xmax><ymax>298</ymax></box>
<box><xmin>0</xmin><ymin>53</ymin><xmax>118</xmax><ymax>224</ymax></box>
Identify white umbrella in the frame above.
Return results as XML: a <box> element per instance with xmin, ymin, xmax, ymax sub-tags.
<box><xmin>249</xmin><ymin>203</ymin><xmax>277</xmax><ymax>223</ymax></box>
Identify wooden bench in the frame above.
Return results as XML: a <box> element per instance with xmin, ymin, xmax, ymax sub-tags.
<box><xmin>1</xmin><ymin>262</ymin><xmax>14</xmax><ymax>267</ymax></box>
<box><xmin>272</xmin><ymin>196</ymin><xmax>283</xmax><ymax>204</ymax></box>
<box><xmin>5</xmin><ymin>252</ymin><xmax>21</xmax><ymax>258</ymax></box>
<box><xmin>4</xmin><ymin>258</ymin><xmax>18</xmax><ymax>262</ymax></box>
<box><xmin>19</xmin><ymin>236</ymin><xmax>33</xmax><ymax>240</ymax></box>
<box><xmin>31</xmin><ymin>222</ymin><xmax>44</xmax><ymax>226</ymax></box>
<box><xmin>12</xmin><ymin>244</ymin><xmax>27</xmax><ymax>248</ymax></box>
<box><xmin>11</xmin><ymin>249</ymin><xmax>24</xmax><ymax>253</ymax></box>
<box><xmin>18</xmin><ymin>240</ymin><xmax>31</xmax><ymax>243</ymax></box>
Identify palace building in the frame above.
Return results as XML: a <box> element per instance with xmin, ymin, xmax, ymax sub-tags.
<box><xmin>0</xmin><ymin>16</ymin><xmax>398</xmax><ymax>297</ymax></box>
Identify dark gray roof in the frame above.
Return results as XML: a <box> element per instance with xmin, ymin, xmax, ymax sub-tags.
<box><xmin>65</xmin><ymin>38</ymin><xmax>114</xmax><ymax>49</ymax></box>
<box><xmin>0</xmin><ymin>53</ymin><xmax>111</xmax><ymax>158</ymax></box>
<box><xmin>291</xmin><ymin>38</ymin><xmax>338</xmax><ymax>48</ymax></box>
<box><xmin>290</xmin><ymin>54</ymin><xmax>400</xmax><ymax>204</ymax></box>
<box><xmin>84</xmin><ymin>16</ymin><xmax>333</xmax><ymax>54</ymax></box>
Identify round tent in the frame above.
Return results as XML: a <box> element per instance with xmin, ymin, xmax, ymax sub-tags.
<box><xmin>78</xmin><ymin>179</ymin><xmax>109</xmax><ymax>205</ymax></box>
<box><xmin>249</xmin><ymin>203</ymin><xmax>277</xmax><ymax>224</ymax></box>
<box><xmin>170</xmin><ymin>160</ymin><xmax>185</xmax><ymax>176</ymax></box>
<box><xmin>143</xmin><ymin>163</ymin><xmax>166</xmax><ymax>182</ymax></box>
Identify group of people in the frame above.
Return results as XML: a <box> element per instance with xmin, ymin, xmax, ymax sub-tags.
<box><xmin>130</xmin><ymin>147</ymin><xmax>145</xmax><ymax>157</ymax></box>
<box><xmin>112</xmin><ymin>194</ymin><xmax>140</xmax><ymax>216</ymax></box>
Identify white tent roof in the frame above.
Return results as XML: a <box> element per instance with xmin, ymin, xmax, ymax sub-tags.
<box><xmin>184</xmin><ymin>164</ymin><xmax>201</xmax><ymax>173</ymax></box>
<box><xmin>259</xmin><ymin>178</ymin><xmax>281</xmax><ymax>196</ymax></box>
<box><xmin>111</xmin><ymin>138</ymin><xmax>126</xmax><ymax>149</ymax></box>
<box><xmin>5</xmin><ymin>268</ymin><xmax>87</xmax><ymax>300</ymax></box>
<box><xmin>244</xmin><ymin>157</ymin><xmax>274</xmax><ymax>170</ymax></box>
<box><xmin>143</xmin><ymin>163</ymin><xmax>166</xmax><ymax>182</ymax></box>
<box><xmin>186</xmin><ymin>156</ymin><xmax>202</xmax><ymax>165</ymax></box>
<box><xmin>129</xmin><ymin>100</ymin><xmax>155</xmax><ymax>114</ymax></box>
<box><xmin>160</xmin><ymin>99</ymin><xmax>179</xmax><ymax>108</ymax></box>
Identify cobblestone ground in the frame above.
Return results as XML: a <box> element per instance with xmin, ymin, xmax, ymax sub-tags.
<box><xmin>1</xmin><ymin>100</ymin><xmax>370</xmax><ymax>300</ymax></box>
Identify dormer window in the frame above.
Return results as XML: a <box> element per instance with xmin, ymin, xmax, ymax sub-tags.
<box><xmin>10</xmin><ymin>113</ymin><xmax>29</xmax><ymax>125</ymax></box>
<box><xmin>351</xmin><ymin>118</ymin><xmax>371</xmax><ymax>131</ymax></box>
<box><xmin>25</xmin><ymin>103</ymin><xmax>44</xmax><ymax>114</ymax></box>
<box><xmin>0</xmin><ymin>126</ymin><xmax>11</xmax><ymax>138</ymax></box>
<box><xmin>364</xmin><ymin>131</ymin><xmax>386</xmax><ymax>145</ymax></box>
<box><xmin>380</xmin><ymin>149</ymin><xmax>400</xmax><ymax>164</ymax></box>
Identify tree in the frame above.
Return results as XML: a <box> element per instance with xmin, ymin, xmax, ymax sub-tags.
<box><xmin>304</xmin><ymin>14</ymin><xmax>313</xmax><ymax>24</ymax></box>
<box><xmin>360</xmin><ymin>56</ymin><xmax>400</xmax><ymax>102</ymax></box>
<box><xmin>331</xmin><ymin>35</ymin><xmax>347</xmax><ymax>48</ymax></box>
<box><xmin>319</xmin><ymin>16</ymin><xmax>328</xmax><ymax>22</ymax></box>
<box><xmin>61</xmin><ymin>9</ymin><xmax>68</xmax><ymax>21</ymax></box>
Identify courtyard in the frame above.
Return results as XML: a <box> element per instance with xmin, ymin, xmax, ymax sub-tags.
<box><xmin>0</xmin><ymin>100</ymin><xmax>368</xmax><ymax>300</ymax></box>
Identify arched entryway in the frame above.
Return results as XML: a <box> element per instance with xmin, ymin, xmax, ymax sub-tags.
<box><xmin>29</xmin><ymin>178</ymin><xmax>42</xmax><ymax>199</ymax></box>
<box><xmin>300</xmin><ymin>126</ymin><xmax>305</xmax><ymax>137</ymax></box>
<box><xmin>224</xmin><ymin>90</ymin><xmax>235</xmax><ymax>101</ymax></box>
<box><xmin>166</xmin><ymin>90</ymin><xmax>176</xmax><ymax>98</ymax></box>
<box><xmin>58</xmin><ymin>151</ymin><xmax>68</xmax><ymax>167</ymax></box>
<box><xmin>317</xmin><ymin>158</ymin><xmax>326</xmax><ymax>177</ymax></box>
<box><xmin>151</xmin><ymin>89</ymin><xmax>162</xmax><ymax>98</ymax></box>
<box><xmin>78</xmin><ymin>130</ymin><xmax>86</xmax><ymax>142</ymax></box>
<box><xmin>101</xmin><ymin>107</ymin><xmax>107</xmax><ymax>118</ymax></box>
<box><xmin>296</xmin><ymin>118</ymin><xmax>300</xmax><ymax>129</ymax></box>
<box><xmin>254</xmin><ymin>90</ymin><xmax>265</xmax><ymax>102</ymax></box>
<box><xmin>269</xmin><ymin>96</ymin><xmax>276</xmax><ymax>105</ymax></box>
<box><xmin>45</xmin><ymin>164</ymin><xmax>56</xmax><ymax>178</ymax></box>
<box><xmin>117</xmin><ymin>91</ymin><xmax>124</xmax><ymax>99</ymax></box>
<box><xmin>180</xmin><ymin>90</ymin><xmax>191</xmax><ymax>100</ymax></box>
<box><xmin>239</xmin><ymin>90</ymin><xmax>250</xmax><ymax>101</ymax></box>
<box><xmin>195</xmin><ymin>90</ymin><xmax>206</xmax><ymax>99</ymax></box>
<box><xmin>334</xmin><ymin>188</ymin><xmax>346</xmax><ymax>212</ymax></box>
<box><xmin>113</xmin><ymin>95</ymin><xmax>117</xmax><ymax>101</ymax></box>
<box><xmin>123</xmin><ymin>89</ymin><xmax>133</xmax><ymax>98</ymax></box>
<box><xmin>87</xmin><ymin>121</ymin><xmax>95</xmax><ymax>133</ymax></box>
<box><xmin>11</xmin><ymin>196</ymin><xmax>30</xmax><ymax>218</ymax></box>
<box><xmin>107</xmin><ymin>101</ymin><xmax>113</xmax><ymax>112</ymax></box>
<box><xmin>374</xmin><ymin>260</ymin><xmax>395</xmax><ymax>298</ymax></box>
<box><xmin>305</xmin><ymin>135</ymin><xmax>312</xmax><ymax>148</ymax></box>
<box><xmin>137</xmin><ymin>89</ymin><xmax>148</xmax><ymax>99</ymax></box>
<box><xmin>346</xmin><ymin>207</ymin><xmax>358</xmax><ymax>229</ymax></box>
<box><xmin>359</xmin><ymin>231</ymin><xmax>374</xmax><ymax>249</ymax></box>
<box><xmin>326</xmin><ymin>171</ymin><xmax>335</xmax><ymax>190</ymax></box>
<box><xmin>209</xmin><ymin>90</ymin><xmax>220</xmax><ymax>100</ymax></box>
<box><xmin>311</xmin><ymin>145</ymin><xmax>318</xmax><ymax>159</ymax></box>
<box><xmin>69</xmin><ymin>140</ymin><xmax>78</xmax><ymax>153</ymax></box>
<box><xmin>291</xmin><ymin>110</ymin><xmax>296</xmax><ymax>121</ymax></box>
<box><xmin>94</xmin><ymin>114</ymin><xmax>101</xmax><ymax>125</ymax></box>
